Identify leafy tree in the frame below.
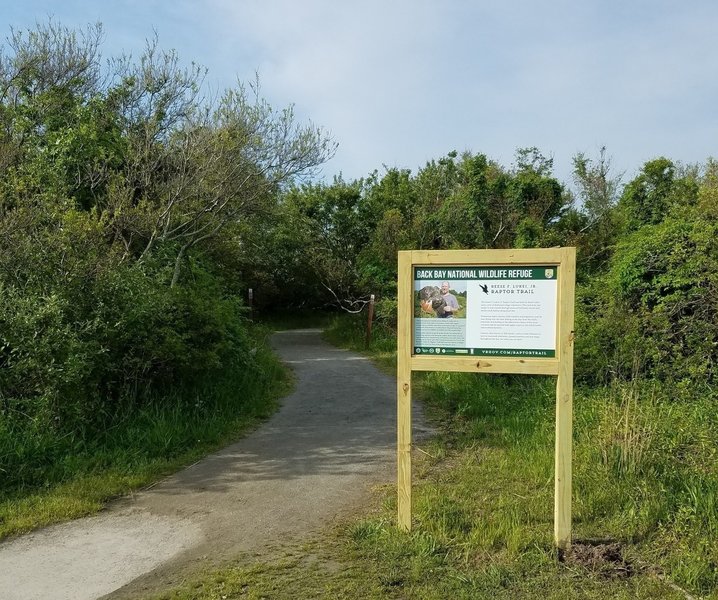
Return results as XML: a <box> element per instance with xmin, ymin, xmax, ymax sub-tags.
<box><xmin>574</xmin><ymin>159</ymin><xmax>718</xmax><ymax>386</ymax></box>
<box><xmin>570</xmin><ymin>146</ymin><xmax>623</xmax><ymax>272</ymax></box>
<box><xmin>618</xmin><ymin>157</ymin><xmax>699</xmax><ymax>231</ymax></box>
<box><xmin>269</xmin><ymin>178</ymin><xmax>372</xmax><ymax>311</ymax></box>
<box><xmin>268</xmin><ymin>148</ymin><xmax>574</xmax><ymax>321</ymax></box>
<box><xmin>0</xmin><ymin>20</ymin><xmax>334</xmax><ymax>440</ymax></box>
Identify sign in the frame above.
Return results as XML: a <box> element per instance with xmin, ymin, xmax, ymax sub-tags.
<box><xmin>397</xmin><ymin>248</ymin><xmax>576</xmax><ymax>550</ymax></box>
<box><xmin>413</xmin><ymin>266</ymin><xmax>558</xmax><ymax>357</ymax></box>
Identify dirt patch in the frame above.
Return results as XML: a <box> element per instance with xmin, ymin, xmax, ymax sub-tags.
<box><xmin>562</xmin><ymin>541</ymin><xmax>634</xmax><ymax>578</ymax></box>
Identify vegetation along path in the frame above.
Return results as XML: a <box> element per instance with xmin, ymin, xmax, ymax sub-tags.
<box><xmin>0</xmin><ymin>329</ymin><xmax>428</xmax><ymax>600</ymax></box>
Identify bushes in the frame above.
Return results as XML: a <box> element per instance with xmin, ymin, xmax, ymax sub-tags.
<box><xmin>0</xmin><ymin>21</ymin><xmax>332</xmax><ymax>497</ymax></box>
<box><xmin>0</xmin><ymin>258</ymin><xmax>251</xmax><ymax>428</ymax></box>
<box><xmin>265</xmin><ymin>150</ymin><xmax>571</xmax><ymax>314</ymax></box>
<box><xmin>0</xmin><ymin>207</ymin><xmax>254</xmax><ymax>493</ymax></box>
<box><xmin>572</xmin><ymin>157</ymin><xmax>718</xmax><ymax>387</ymax></box>
<box><xmin>0</xmin><ymin>256</ymin><xmax>255</xmax><ymax>492</ymax></box>
<box><xmin>0</xmin><ymin>286</ymin><xmax>94</xmax><ymax>427</ymax></box>
<box><xmin>575</xmin><ymin>212</ymin><xmax>718</xmax><ymax>386</ymax></box>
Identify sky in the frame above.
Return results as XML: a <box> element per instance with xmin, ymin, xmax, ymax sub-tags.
<box><xmin>3</xmin><ymin>1</ymin><xmax>717</xmax><ymax>189</ymax></box>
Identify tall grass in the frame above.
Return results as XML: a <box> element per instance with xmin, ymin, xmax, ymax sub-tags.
<box><xmin>324</xmin><ymin>314</ymin><xmax>718</xmax><ymax>596</ymax></box>
<box><xmin>575</xmin><ymin>383</ymin><xmax>718</xmax><ymax>590</ymax></box>
<box><xmin>323</xmin><ymin>313</ymin><xmax>397</xmax><ymax>355</ymax></box>
<box><xmin>0</xmin><ymin>325</ymin><xmax>290</xmax><ymax>539</ymax></box>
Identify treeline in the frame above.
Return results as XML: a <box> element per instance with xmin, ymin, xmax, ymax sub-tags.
<box><xmin>0</xmin><ymin>21</ymin><xmax>333</xmax><ymax>487</ymax></box>
<box><xmin>266</xmin><ymin>150</ymin><xmax>718</xmax><ymax>391</ymax></box>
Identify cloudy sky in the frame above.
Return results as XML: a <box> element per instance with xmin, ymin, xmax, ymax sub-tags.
<box><xmin>4</xmin><ymin>1</ymin><xmax>717</xmax><ymax>187</ymax></box>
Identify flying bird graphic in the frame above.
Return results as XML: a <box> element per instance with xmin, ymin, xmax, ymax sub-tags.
<box><xmin>479</xmin><ymin>283</ymin><xmax>489</xmax><ymax>294</ymax></box>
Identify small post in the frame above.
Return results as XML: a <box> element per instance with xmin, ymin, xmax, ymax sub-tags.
<box><xmin>248</xmin><ymin>288</ymin><xmax>254</xmax><ymax>320</ymax></box>
<box><xmin>365</xmin><ymin>294</ymin><xmax>375</xmax><ymax>348</ymax></box>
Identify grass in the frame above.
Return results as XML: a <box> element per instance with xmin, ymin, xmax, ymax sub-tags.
<box><xmin>153</xmin><ymin>313</ymin><xmax>718</xmax><ymax>599</ymax></box>
<box><xmin>323</xmin><ymin>314</ymin><xmax>397</xmax><ymax>373</ymax></box>
<box><xmin>0</xmin><ymin>325</ymin><xmax>292</xmax><ymax>539</ymax></box>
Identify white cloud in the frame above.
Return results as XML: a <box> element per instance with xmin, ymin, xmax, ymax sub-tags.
<box><xmin>5</xmin><ymin>0</ymin><xmax>718</xmax><ymax>184</ymax></box>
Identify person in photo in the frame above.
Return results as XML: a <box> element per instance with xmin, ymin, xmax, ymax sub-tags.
<box><xmin>439</xmin><ymin>281</ymin><xmax>459</xmax><ymax>318</ymax></box>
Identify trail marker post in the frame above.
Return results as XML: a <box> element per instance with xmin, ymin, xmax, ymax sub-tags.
<box><xmin>397</xmin><ymin>248</ymin><xmax>576</xmax><ymax>549</ymax></box>
<box><xmin>366</xmin><ymin>294</ymin><xmax>375</xmax><ymax>348</ymax></box>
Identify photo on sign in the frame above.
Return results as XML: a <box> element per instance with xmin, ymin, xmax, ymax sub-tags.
<box><xmin>414</xmin><ymin>280</ymin><xmax>467</xmax><ymax>319</ymax></box>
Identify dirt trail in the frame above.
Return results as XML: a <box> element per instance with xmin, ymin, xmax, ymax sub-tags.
<box><xmin>0</xmin><ymin>329</ymin><xmax>430</xmax><ymax>600</ymax></box>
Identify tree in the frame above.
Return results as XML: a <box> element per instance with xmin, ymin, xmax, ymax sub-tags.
<box><xmin>572</xmin><ymin>146</ymin><xmax>622</xmax><ymax>226</ymax></box>
<box><xmin>618</xmin><ymin>157</ymin><xmax>699</xmax><ymax>231</ymax></box>
<box><xmin>0</xmin><ymin>20</ymin><xmax>336</xmax><ymax>437</ymax></box>
<box><xmin>269</xmin><ymin>178</ymin><xmax>372</xmax><ymax>311</ymax></box>
<box><xmin>514</xmin><ymin>146</ymin><xmax>554</xmax><ymax>177</ymax></box>
<box><xmin>571</xmin><ymin>146</ymin><xmax>623</xmax><ymax>271</ymax></box>
<box><xmin>133</xmin><ymin>80</ymin><xmax>337</xmax><ymax>287</ymax></box>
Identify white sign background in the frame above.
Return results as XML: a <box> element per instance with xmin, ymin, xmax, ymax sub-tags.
<box><xmin>465</xmin><ymin>279</ymin><xmax>557</xmax><ymax>351</ymax></box>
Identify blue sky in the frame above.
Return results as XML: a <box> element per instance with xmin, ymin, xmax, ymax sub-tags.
<box><xmin>3</xmin><ymin>1</ymin><xmax>717</xmax><ymax>189</ymax></box>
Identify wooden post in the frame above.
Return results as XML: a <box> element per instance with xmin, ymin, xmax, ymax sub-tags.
<box><xmin>397</xmin><ymin>252</ymin><xmax>413</xmax><ymax>531</ymax></box>
<box><xmin>365</xmin><ymin>294</ymin><xmax>375</xmax><ymax>348</ymax></box>
<box><xmin>554</xmin><ymin>248</ymin><xmax>576</xmax><ymax>549</ymax></box>
<box><xmin>248</xmin><ymin>288</ymin><xmax>254</xmax><ymax>320</ymax></box>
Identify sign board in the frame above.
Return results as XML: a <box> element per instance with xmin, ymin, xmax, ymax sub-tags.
<box><xmin>413</xmin><ymin>266</ymin><xmax>558</xmax><ymax>357</ymax></box>
<box><xmin>397</xmin><ymin>248</ymin><xmax>576</xmax><ymax>549</ymax></box>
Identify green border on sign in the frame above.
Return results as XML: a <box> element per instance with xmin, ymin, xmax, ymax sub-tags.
<box><xmin>414</xmin><ymin>347</ymin><xmax>556</xmax><ymax>358</ymax></box>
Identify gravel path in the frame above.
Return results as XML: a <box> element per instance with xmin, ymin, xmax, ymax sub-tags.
<box><xmin>0</xmin><ymin>329</ymin><xmax>429</xmax><ymax>600</ymax></box>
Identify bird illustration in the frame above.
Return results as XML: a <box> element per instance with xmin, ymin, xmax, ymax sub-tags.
<box><xmin>479</xmin><ymin>283</ymin><xmax>489</xmax><ymax>294</ymax></box>
<box><xmin>419</xmin><ymin>285</ymin><xmax>447</xmax><ymax>316</ymax></box>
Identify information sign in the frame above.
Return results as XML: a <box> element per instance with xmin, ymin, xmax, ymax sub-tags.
<box><xmin>397</xmin><ymin>248</ymin><xmax>576</xmax><ymax>550</ymax></box>
<box><xmin>413</xmin><ymin>265</ymin><xmax>558</xmax><ymax>357</ymax></box>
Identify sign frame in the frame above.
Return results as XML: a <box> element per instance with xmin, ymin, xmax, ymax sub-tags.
<box><xmin>397</xmin><ymin>248</ymin><xmax>576</xmax><ymax>549</ymax></box>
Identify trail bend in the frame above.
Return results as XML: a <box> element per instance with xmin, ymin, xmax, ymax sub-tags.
<box><xmin>0</xmin><ymin>329</ymin><xmax>431</xmax><ymax>600</ymax></box>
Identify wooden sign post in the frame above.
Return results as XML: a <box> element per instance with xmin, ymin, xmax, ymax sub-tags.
<box><xmin>397</xmin><ymin>248</ymin><xmax>576</xmax><ymax>549</ymax></box>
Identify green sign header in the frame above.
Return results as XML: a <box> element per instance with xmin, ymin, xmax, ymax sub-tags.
<box><xmin>414</xmin><ymin>266</ymin><xmax>558</xmax><ymax>281</ymax></box>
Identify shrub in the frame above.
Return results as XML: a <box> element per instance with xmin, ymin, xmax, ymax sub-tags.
<box><xmin>575</xmin><ymin>212</ymin><xmax>718</xmax><ymax>385</ymax></box>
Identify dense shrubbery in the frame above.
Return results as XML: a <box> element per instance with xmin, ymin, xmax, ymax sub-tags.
<box><xmin>275</xmin><ymin>146</ymin><xmax>718</xmax><ymax>391</ymax></box>
<box><xmin>2</xmin><ymin>24</ymin><xmax>714</xmax><ymax>403</ymax></box>
<box><xmin>575</xmin><ymin>162</ymin><xmax>718</xmax><ymax>387</ymax></box>
<box><xmin>263</xmin><ymin>148</ymin><xmax>572</xmax><ymax>315</ymax></box>
<box><xmin>0</xmin><ymin>21</ymin><xmax>332</xmax><ymax>490</ymax></box>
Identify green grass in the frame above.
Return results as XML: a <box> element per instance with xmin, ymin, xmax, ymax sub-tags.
<box><xmin>0</xmin><ymin>325</ymin><xmax>292</xmax><ymax>539</ymax></box>
<box><xmin>402</xmin><ymin>373</ymin><xmax>718</xmax><ymax>597</ymax></box>
<box><xmin>322</xmin><ymin>314</ymin><xmax>397</xmax><ymax>373</ymax></box>
<box><xmin>153</xmin><ymin>313</ymin><xmax>718</xmax><ymax>599</ymax></box>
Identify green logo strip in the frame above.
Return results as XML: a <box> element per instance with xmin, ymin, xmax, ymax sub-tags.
<box><xmin>414</xmin><ymin>347</ymin><xmax>556</xmax><ymax>358</ymax></box>
<box><xmin>414</xmin><ymin>266</ymin><xmax>558</xmax><ymax>281</ymax></box>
